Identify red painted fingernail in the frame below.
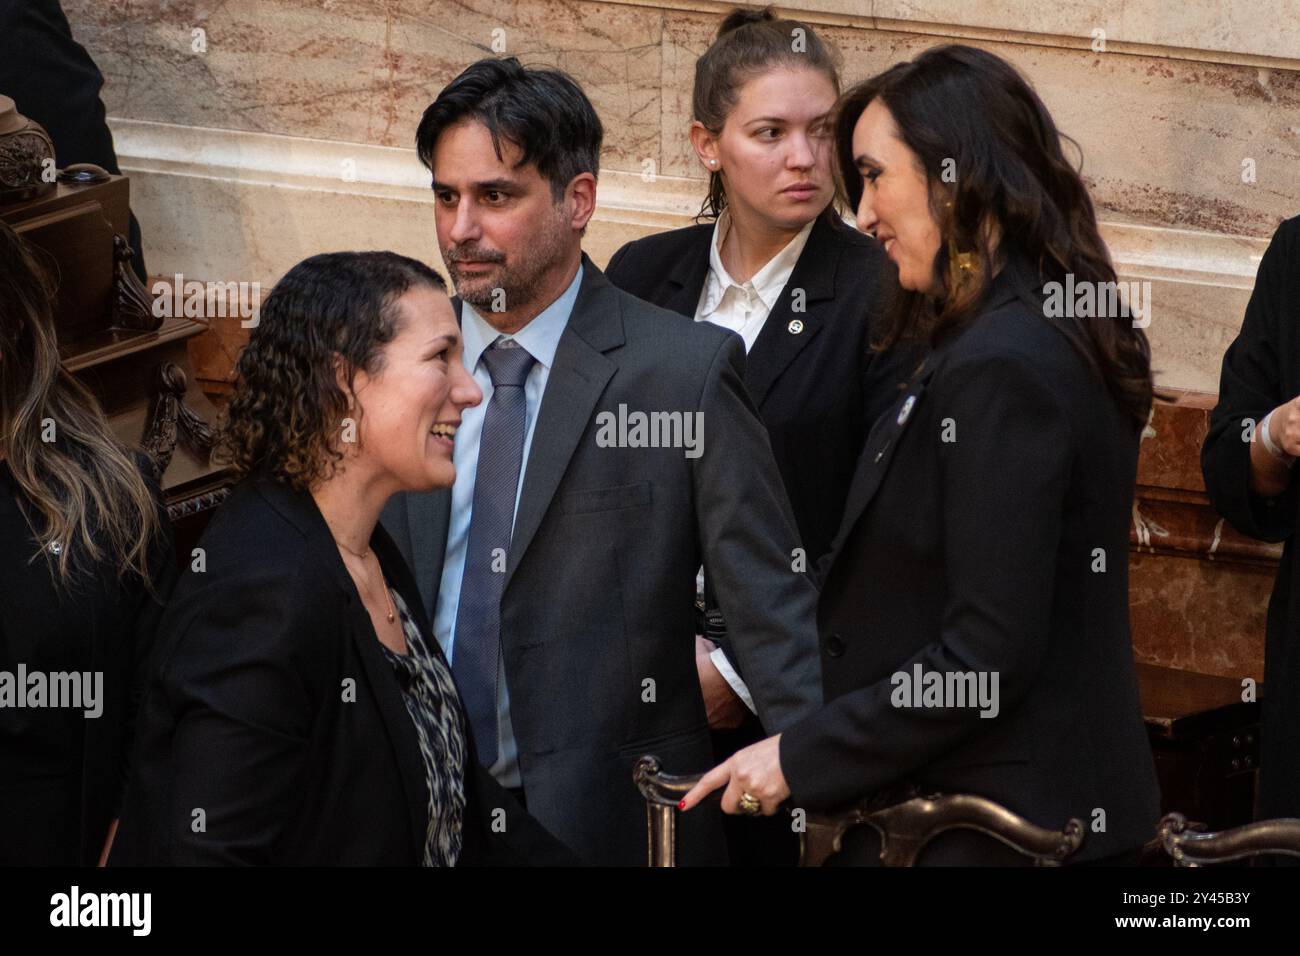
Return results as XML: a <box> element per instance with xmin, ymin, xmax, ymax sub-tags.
<box><xmin>677</xmin><ymin>799</ymin><xmax>686</xmax><ymax>810</ymax></box>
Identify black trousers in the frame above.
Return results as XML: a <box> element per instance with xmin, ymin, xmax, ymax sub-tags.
<box><xmin>712</xmin><ymin>716</ymin><xmax>800</xmax><ymax>866</ymax></box>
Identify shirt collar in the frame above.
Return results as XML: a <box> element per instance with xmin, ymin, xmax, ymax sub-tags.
<box><xmin>702</xmin><ymin>209</ymin><xmax>816</xmax><ymax>316</ymax></box>
<box><xmin>462</xmin><ymin>263</ymin><xmax>584</xmax><ymax>372</ymax></box>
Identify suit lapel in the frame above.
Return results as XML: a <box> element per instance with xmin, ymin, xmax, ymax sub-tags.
<box><xmin>817</xmin><ymin>351</ymin><xmax>945</xmax><ymax>580</ymax></box>
<box><xmin>347</xmin><ymin>602</ymin><xmax>429</xmax><ymax>859</ymax></box>
<box><xmin>743</xmin><ymin>215</ymin><xmax>841</xmax><ymax>408</ymax></box>
<box><xmin>257</xmin><ymin>478</ymin><xmax>429</xmax><ymax>859</ymax></box>
<box><xmin>659</xmin><ymin>225</ymin><xmax>713</xmax><ymax>318</ymax></box>
<box><xmin>813</xmin><ymin>253</ymin><xmax>1045</xmax><ymax>583</ymax></box>
<box><xmin>504</xmin><ymin>256</ymin><xmax>622</xmax><ymax>590</ymax></box>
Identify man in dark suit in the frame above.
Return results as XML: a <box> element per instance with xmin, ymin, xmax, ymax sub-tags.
<box><xmin>381</xmin><ymin>57</ymin><xmax>823</xmax><ymax>865</ymax></box>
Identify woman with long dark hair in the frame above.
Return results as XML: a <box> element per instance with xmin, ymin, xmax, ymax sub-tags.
<box><xmin>0</xmin><ymin>221</ymin><xmax>174</xmax><ymax>865</ymax></box>
<box><xmin>683</xmin><ymin>45</ymin><xmax>1160</xmax><ymax>865</ymax></box>
<box><xmin>112</xmin><ymin>251</ymin><xmax>572</xmax><ymax>865</ymax></box>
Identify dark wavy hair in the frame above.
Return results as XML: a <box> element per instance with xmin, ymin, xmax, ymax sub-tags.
<box><xmin>834</xmin><ymin>44</ymin><xmax>1153</xmax><ymax>429</ymax></box>
<box><xmin>0</xmin><ymin>221</ymin><xmax>164</xmax><ymax>588</ymax></box>
<box><xmin>217</xmin><ymin>251</ymin><xmax>447</xmax><ymax>491</ymax></box>
<box><xmin>415</xmin><ymin>56</ymin><xmax>602</xmax><ymax>203</ymax></box>
<box><xmin>693</xmin><ymin>5</ymin><xmax>842</xmax><ymax>221</ymax></box>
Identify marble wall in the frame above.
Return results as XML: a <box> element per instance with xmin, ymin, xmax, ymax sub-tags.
<box><xmin>56</xmin><ymin>1</ymin><xmax>1300</xmax><ymax>395</ymax></box>
<box><xmin>48</xmin><ymin>0</ymin><xmax>1300</xmax><ymax>412</ymax></box>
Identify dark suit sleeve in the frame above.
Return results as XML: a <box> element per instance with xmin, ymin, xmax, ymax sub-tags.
<box><xmin>692</xmin><ymin>333</ymin><xmax>823</xmax><ymax>732</ymax></box>
<box><xmin>1202</xmin><ymin>221</ymin><xmax>1298</xmax><ymax>542</ymax></box>
<box><xmin>780</xmin><ymin>352</ymin><xmax>1072</xmax><ymax>810</ymax></box>
<box><xmin>158</xmin><ymin>562</ymin><xmax>325</xmax><ymax>864</ymax></box>
<box><xmin>603</xmin><ymin>241</ymin><xmax>632</xmax><ymax>283</ymax></box>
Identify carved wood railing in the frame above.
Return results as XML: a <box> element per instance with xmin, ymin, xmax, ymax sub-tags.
<box><xmin>1158</xmin><ymin>812</ymin><xmax>1300</xmax><ymax>865</ymax></box>
<box><xmin>633</xmin><ymin>756</ymin><xmax>1085</xmax><ymax>867</ymax></box>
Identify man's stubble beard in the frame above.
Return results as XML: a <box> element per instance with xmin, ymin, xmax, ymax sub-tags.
<box><xmin>451</xmin><ymin>210</ymin><xmax>571</xmax><ymax>318</ymax></box>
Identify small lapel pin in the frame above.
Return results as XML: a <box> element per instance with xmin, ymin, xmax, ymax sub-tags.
<box><xmin>896</xmin><ymin>395</ymin><xmax>915</xmax><ymax>426</ymax></box>
<box><xmin>787</xmin><ymin>319</ymin><xmax>804</xmax><ymax>335</ymax></box>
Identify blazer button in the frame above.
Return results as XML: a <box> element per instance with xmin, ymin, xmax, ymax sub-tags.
<box><xmin>823</xmin><ymin>633</ymin><xmax>845</xmax><ymax>658</ymax></box>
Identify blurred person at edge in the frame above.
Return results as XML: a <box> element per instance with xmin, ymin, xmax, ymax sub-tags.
<box><xmin>0</xmin><ymin>221</ymin><xmax>174</xmax><ymax>866</ymax></box>
<box><xmin>1202</xmin><ymin>215</ymin><xmax>1300</xmax><ymax>839</ymax></box>
<box><xmin>683</xmin><ymin>45</ymin><xmax>1161</xmax><ymax>866</ymax></box>
<box><xmin>111</xmin><ymin>251</ymin><xmax>574</xmax><ymax>865</ymax></box>
<box><xmin>606</xmin><ymin>6</ymin><xmax>914</xmax><ymax>866</ymax></box>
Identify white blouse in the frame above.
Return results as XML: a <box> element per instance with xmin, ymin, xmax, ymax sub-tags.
<box><xmin>694</xmin><ymin>208</ymin><xmax>815</xmax><ymax>353</ymax></box>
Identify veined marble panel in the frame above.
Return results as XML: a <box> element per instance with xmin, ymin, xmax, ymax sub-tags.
<box><xmin>658</xmin><ymin>11</ymin><xmax>1300</xmax><ymax>236</ymax></box>
<box><xmin>64</xmin><ymin>1</ymin><xmax>1300</xmax><ymax>240</ymax></box>
<box><xmin>63</xmin><ymin>0</ymin><xmax>665</xmax><ymax>159</ymax></box>
<box><xmin>631</xmin><ymin>0</ymin><xmax>1300</xmax><ymax>66</ymax></box>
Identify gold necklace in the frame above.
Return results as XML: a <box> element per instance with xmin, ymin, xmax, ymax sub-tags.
<box><xmin>334</xmin><ymin>538</ymin><xmax>396</xmax><ymax>623</ymax></box>
<box><xmin>334</xmin><ymin>537</ymin><xmax>370</xmax><ymax>560</ymax></box>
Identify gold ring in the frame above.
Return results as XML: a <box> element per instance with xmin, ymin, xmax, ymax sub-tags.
<box><xmin>738</xmin><ymin>792</ymin><xmax>763</xmax><ymax>816</ymax></box>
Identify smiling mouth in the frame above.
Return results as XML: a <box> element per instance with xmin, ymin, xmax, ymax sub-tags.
<box><xmin>430</xmin><ymin>423</ymin><xmax>458</xmax><ymax>440</ymax></box>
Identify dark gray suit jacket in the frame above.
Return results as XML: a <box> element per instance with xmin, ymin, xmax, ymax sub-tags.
<box><xmin>382</xmin><ymin>254</ymin><xmax>822</xmax><ymax>865</ymax></box>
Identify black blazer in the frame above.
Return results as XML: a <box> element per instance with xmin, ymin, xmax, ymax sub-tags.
<box><xmin>1202</xmin><ymin>215</ymin><xmax>1300</xmax><ymax>820</ymax></box>
<box><xmin>0</xmin><ymin>454</ymin><xmax>174</xmax><ymax>866</ymax></box>
<box><xmin>112</xmin><ymin>475</ymin><xmax>572</xmax><ymax>865</ymax></box>
<box><xmin>778</xmin><ymin>255</ymin><xmax>1161</xmax><ymax>863</ymax></box>
<box><xmin>605</xmin><ymin>211</ymin><xmax>912</xmax><ymax>566</ymax></box>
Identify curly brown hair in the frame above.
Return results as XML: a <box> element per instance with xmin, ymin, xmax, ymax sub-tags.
<box><xmin>216</xmin><ymin>251</ymin><xmax>447</xmax><ymax>491</ymax></box>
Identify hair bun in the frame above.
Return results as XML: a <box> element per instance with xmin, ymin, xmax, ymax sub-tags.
<box><xmin>716</xmin><ymin>5</ymin><xmax>776</xmax><ymax>40</ymax></box>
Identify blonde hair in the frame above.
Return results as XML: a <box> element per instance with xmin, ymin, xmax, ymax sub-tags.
<box><xmin>0</xmin><ymin>222</ymin><xmax>164</xmax><ymax>587</ymax></box>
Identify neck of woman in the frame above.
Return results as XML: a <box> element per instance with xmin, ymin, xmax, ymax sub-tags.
<box><xmin>721</xmin><ymin>206</ymin><xmax>808</xmax><ymax>284</ymax></box>
<box><xmin>311</xmin><ymin>463</ymin><xmax>388</xmax><ymax>557</ymax></box>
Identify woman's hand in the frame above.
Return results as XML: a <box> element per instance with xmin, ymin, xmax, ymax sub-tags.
<box><xmin>680</xmin><ymin>734</ymin><xmax>789</xmax><ymax>815</ymax></box>
<box><xmin>1250</xmin><ymin>397</ymin><xmax>1300</xmax><ymax>497</ymax></box>
<box><xmin>1267</xmin><ymin>397</ymin><xmax>1300</xmax><ymax>457</ymax></box>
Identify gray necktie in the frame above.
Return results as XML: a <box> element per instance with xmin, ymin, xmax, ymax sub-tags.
<box><xmin>452</xmin><ymin>339</ymin><xmax>535</xmax><ymax>768</ymax></box>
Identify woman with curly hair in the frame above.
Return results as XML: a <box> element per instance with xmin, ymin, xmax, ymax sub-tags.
<box><xmin>0</xmin><ymin>221</ymin><xmax>174</xmax><ymax>866</ymax></box>
<box><xmin>111</xmin><ymin>251</ymin><xmax>573</xmax><ymax>865</ymax></box>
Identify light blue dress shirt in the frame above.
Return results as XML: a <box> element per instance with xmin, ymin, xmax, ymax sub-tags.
<box><xmin>433</xmin><ymin>265</ymin><xmax>584</xmax><ymax>789</ymax></box>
